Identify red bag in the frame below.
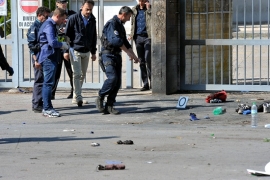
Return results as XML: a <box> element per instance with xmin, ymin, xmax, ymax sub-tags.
<box><xmin>205</xmin><ymin>90</ymin><xmax>227</xmax><ymax>103</ymax></box>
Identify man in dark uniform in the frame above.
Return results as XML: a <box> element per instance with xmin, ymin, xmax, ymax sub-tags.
<box><xmin>95</xmin><ymin>6</ymin><xmax>139</xmax><ymax>115</ymax></box>
<box><xmin>27</xmin><ymin>6</ymin><xmax>51</xmax><ymax>113</ymax></box>
<box><xmin>51</xmin><ymin>0</ymin><xmax>76</xmax><ymax>99</ymax></box>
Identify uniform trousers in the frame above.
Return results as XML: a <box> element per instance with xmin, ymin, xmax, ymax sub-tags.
<box><xmin>98</xmin><ymin>53</ymin><xmax>122</xmax><ymax>105</ymax></box>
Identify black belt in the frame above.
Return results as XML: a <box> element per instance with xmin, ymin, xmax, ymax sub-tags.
<box><xmin>102</xmin><ymin>50</ymin><xmax>121</xmax><ymax>55</ymax></box>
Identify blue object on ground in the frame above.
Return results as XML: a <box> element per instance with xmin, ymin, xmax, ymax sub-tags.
<box><xmin>243</xmin><ymin>109</ymin><xmax>251</xmax><ymax>115</ymax></box>
<box><xmin>190</xmin><ymin>113</ymin><xmax>200</xmax><ymax>121</ymax></box>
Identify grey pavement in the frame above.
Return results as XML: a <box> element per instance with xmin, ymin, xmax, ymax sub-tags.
<box><xmin>1</xmin><ymin>88</ymin><xmax>270</xmax><ymax>179</ymax></box>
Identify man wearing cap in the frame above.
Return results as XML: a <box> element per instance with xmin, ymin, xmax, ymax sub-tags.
<box><xmin>51</xmin><ymin>0</ymin><xmax>76</xmax><ymax>100</ymax></box>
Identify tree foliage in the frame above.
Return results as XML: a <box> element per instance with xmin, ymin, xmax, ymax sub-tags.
<box><xmin>0</xmin><ymin>0</ymin><xmax>11</xmax><ymax>35</ymax></box>
<box><xmin>0</xmin><ymin>0</ymin><xmax>55</xmax><ymax>35</ymax></box>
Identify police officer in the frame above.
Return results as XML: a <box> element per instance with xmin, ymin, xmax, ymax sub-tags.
<box><xmin>51</xmin><ymin>0</ymin><xmax>76</xmax><ymax>100</ymax></box>
<box><xmin>27</xmin><ymin>6</ymin><xmax>51</xmax><ymax>113</ymax></box>
<box><xmin>95</xmin><ymin>6</ymin><xmax>139</xmax><ymax>115</ymax></box>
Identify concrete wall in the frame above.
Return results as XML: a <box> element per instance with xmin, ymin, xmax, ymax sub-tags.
<box><xmin>151</xmin><ymin>0</ymin><xmax>179</xmax><ymax>94</ymax></box>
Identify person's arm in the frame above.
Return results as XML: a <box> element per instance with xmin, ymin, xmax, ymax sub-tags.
<box><xmin>65</xmin><ymin>16</ymin><xmax>75</xmax><ymax>47</ymax></box>
<box><xmin>44</xmin><ymin>24</ymin><xmax>62</xmax><ymax>48</ymax></box>
<box><xmin>145</xmin><ymin>1</ymin><xmax>151</xmax><ymax>13</ymax></box>
<box><xmin>27</xmin><ymin>26</ymin><xmax>38</xmax><ymax>54</ymax></box>
<box><xmin>129</xmin><ymin>8</ymin><xmax>136</xmax><ymax>40</ymax></box>
<box><xmin>90</xmin><ymin>20</ymin><xmax>97</xmax><ymax>55</ymax></box>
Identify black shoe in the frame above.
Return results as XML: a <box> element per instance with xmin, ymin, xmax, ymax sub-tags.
<box><xmin>76</xmin><ymin>96</ymin><xmax>83</xmax><ymax>107</ymax></box>
<box><xmin>8</xmin><ymin>67</ymin><xmax>14</xmax><ymax>76</ymax></box>
<box><xmin>105</xmin><ymin>104</ymin><xmax>120</xmax><ymax>115</ymax></box>
<box><xmin>140</xmin><ymin>86</ymin><xmax>150</xmax><ymax>91</ymax></box>
<box><xmin>67</xmin><ymin>93</ymin><xmax>73</xmax><ymax>99</ymax></box>
<box><xmin>32</xmin><ymin>106</ymin><xmax>43</xmax><ymax>113</ymax></box>
<box><xmin>95</xmin><ymin>96</ymin><xmax>104</xmax><ymax>112</ymax></box>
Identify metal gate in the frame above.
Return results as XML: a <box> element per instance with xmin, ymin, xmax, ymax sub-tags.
<box><xmin>180</xmin><ymin>0</ymin><xmax>270</xmax><ymax>91</ymax></box>
<box><xmin>0</xmin><ymin>0</ymin><xmax>138</xmax><ymax>89</ymax></box>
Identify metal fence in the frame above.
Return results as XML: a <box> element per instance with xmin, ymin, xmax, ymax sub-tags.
<box><xmin>180</xmin><ymin>0</ymin><xmax>270</xmax><ymax>91</ymax></box>
<box><xmin>0</xmin><ymin>0</ymin><xmax>141</xmax><ymax>89</ymax></box>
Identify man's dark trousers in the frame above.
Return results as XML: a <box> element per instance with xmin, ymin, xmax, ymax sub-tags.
<box><xmin>135</xmin><ymin>35</ymin><xmax>151</xmax><ymax>88</ymax></box>
<box><xmin>32</xmin><ymin>58</ymin><xmax>44</xmax><ymax>109</ymax></box>
<box><xmin>51</xmin><ymin>55</ymin><xmax>73</xmax><ymax>97</ymax></box>
<box><xmin>99</xmin><ymin>54</ymin><xmax>122</xmax><ymax>105</ymax></box>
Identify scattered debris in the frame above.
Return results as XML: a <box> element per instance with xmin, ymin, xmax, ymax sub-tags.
<box><xmin>117</xmin><ymin>140</ymin><xmax>134</xmax><ymax>145</ymax></box>
<box><xmin>213</xmin><ymin>107</ymin><xmax>226</xmax><ymax>115</ymax></box>
<box><xmin>205</xmin><ymin>90</ymin><xmax>227</xmax><ymax>103</ymax></box>
<box><xmin>63</xmin><ymin>129</ymin><xmax>75</xmax><ymax>132</ymax></box>
<box><xmin>190</xmin><ymin>113</ymin><xmax>199</xmax><ymax>121</ymax></box>
<box><xmin>96</xmin><ymin>164</ymin><xmax>125</xmax><ymax>171</ymax></box>
<box><xmin>265</xmin><ymin>124</ymin><xmax>270</xmax><ymax>128</ymax></box>
<box><xmin>91</xmin><ymin>142</ymin><xmax>100</xmax><ymax>147</ymax></box>
<box><xmin>247</xmin><ymin>162</ymin><xmax>270</xmax><ymax>176</ymax></box>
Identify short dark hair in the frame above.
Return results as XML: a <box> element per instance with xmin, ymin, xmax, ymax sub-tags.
<box><xmin>119</xmin><ymin>6</ymin><xmax>133</xmax><ymax>15</ymax></box>
<box><xmin>53</xmin><ymin>7</ymin><xmax>67</xmax><ymax>17</ymax></box>
<box><xmin>82</xmin><ymin>0</ymin><xmax>95</xmax><ymax>6</ymax></box>
<box><xmin>36</xmin><ymin>6</ymin><xmax>51</xmax><ymax>17</ymax></box>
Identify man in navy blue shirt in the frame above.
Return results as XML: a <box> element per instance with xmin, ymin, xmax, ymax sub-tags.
<box><xmin>95</xmin><ymin>6</ymin><xmax>139</xmax><ymax>114</ymax></box>
<box><xmin>38</xmin><ymin>8</ymin><xmax>68</xmax><ymax>117</ymax></box>
<box><xmin>27</xmin><ymin>6</ymin><xmax>51</xmax><ymax>113</ymax></box>
<box><xmin>130</xmin><ymin>0</ymin><xmax>152</xmax><ymax>91</ymax></box>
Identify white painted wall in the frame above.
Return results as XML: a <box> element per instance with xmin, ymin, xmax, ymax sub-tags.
<box><xmin>70</xmin><ymin>1</ymin><xmax>138</xmax><ymax>35</ymax></box>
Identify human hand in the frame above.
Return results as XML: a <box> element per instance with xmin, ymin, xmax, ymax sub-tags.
<box><xmin>145</xmin><ymin>1</ymin><xmax>151</xmax><ymax>9</ymax></box>
<box><xmin>35</xmin><ymin>61</ymin><xmax>41</xmax><ymax>69</ymax></box>
<box><xmin>63</xmin><ymin>53</ymin><xmax>69</xmax><ymax>61</ymax></box>
<box><xmin>91</xmin><ymin>54</ymin><xmax>97</xmax><ymax>61</ymax></box>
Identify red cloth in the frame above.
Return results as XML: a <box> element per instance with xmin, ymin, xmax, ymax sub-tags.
<box><xmin>205</xmin><ymin>90</ymin><xmax>227</xmax><ymax>103</ymax></box>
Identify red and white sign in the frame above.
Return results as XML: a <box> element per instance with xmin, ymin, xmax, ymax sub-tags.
<box><xmin>0</xmin><ymin>0</ymin><xmax>7</xmax><ymax>16</ymax></box>
<box><xmin>18</xmin><ymin>0</ymin><xmax>42</xmax><ymax>29</ymax></box>
<box><xmin>20</xmin><ymin>0</ymin><xmax>39</xmax><ymax>14</ymax></box>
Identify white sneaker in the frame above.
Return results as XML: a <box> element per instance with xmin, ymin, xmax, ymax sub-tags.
<box><xmin>42</xmin><ymin>109</ymin><xmax>61</xmax><ymax>117</ymax></box>
<box><xmin>263</xmin><ymin>103</ymin><xmax>270</xmax><ymax>113</ymax></box>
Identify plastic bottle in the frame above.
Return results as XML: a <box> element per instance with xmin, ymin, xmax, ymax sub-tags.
<box><xmin>213</xmin><ymin>107</ymin><xmax>223</xmax><ymax>115</ymax></box>
<box><xmin>251</xmin><ymin>102</ymin><xmax>258</xmax><ymax>128</ymax></box>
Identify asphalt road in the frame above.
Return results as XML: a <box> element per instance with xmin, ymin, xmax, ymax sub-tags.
<box><xmin>1</xmin><ymin>88</ymin><xmax>270</xmax><ymax>180</ymax></box>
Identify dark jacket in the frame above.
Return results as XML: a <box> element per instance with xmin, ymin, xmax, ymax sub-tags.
<box><xmin>65</xmin><ymin>11</ymin><xmax>97</xmax><ymax>54</ymax></box>
<box><xmin>130</xmin><ymin>5</ymin><xmax>151</xmax><ymax>39</ymax></box>
<box><xmin>102</xmin><ymin>15</ymin><xmax>131</xmax><ymax>53</ymax></box>
<box><xmin>27</xmin><ymin>20</ymin><xmax>43</xmax><ymax>55</ymax></box>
